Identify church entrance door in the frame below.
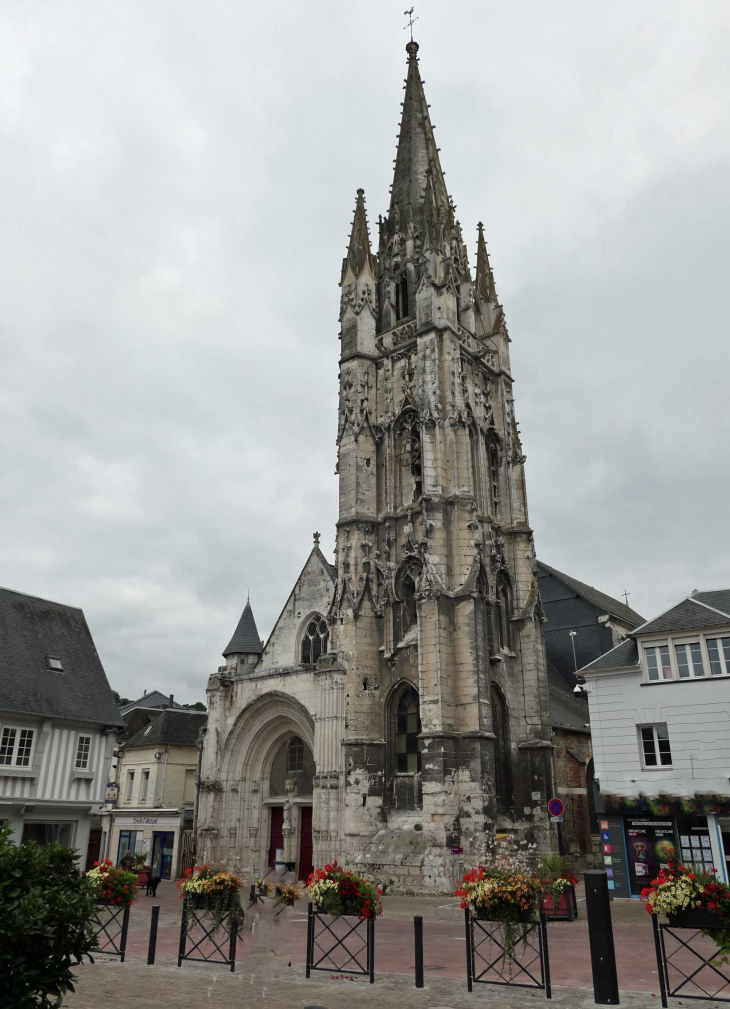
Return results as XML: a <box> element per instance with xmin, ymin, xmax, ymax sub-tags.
<box><xmin>268</xmin><ymin>806</ymin><xmax>284</xmax><ymax>867</ymax></box>
<box><xmin>298</xmin><ymin>806</ymin><xmax>313</xmax><ymax>881</ymax></box>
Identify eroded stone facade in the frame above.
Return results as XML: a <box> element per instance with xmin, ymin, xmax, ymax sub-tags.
<box><xmin>198</xmin><ymin>40</ymin><xmax>555</xmax><ymax>892</ymax></box>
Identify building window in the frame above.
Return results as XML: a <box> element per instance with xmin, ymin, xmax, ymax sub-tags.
<box><xmin>675</xmin><ymin>641</ymin><xmax>706</xmax><ymax>678</ymax></box>
<box><xmin>645</xmin><ymin>645</ymin><xmax>672</xmax><ymax>681</ymax></box>
<box><xmin>117</xmin><ymin>829</ymin><xmax>140</xmax><ymax>864</ymax></box>
<box><xmin>0</xmin><ymin>726</ymin><xmax>35</xmax><ymax>767</ymax></box>
<box><xmin>125</xmin><ymin>770</ymin><xmax>135</xmax><ymax>802</ymax></box>
<box><xmin>396</xmin><ymin>410</ymin><xmax>422</xmax><ymax>505</ymax></box>
<box><xmin>75</xmin><ymin>735</ymin><xmax>91</xmax><ymax>769</ymax></box>
<box><xmin>288</xmin><ymin>736</ymin><xmax>304</xmax><ymax>772</ymax></box>
<box><xmin>395</xmin><ymin>686</ymin><xmax>421</xmax><ymax>773</ymax></box>
<box><xmin>496</xmin><ymin>575</ymin><xmax>512</xmax><ymax>650</ymax></box>
<box><xmin>46</xmin><ymin>656</ymin><xmax>63</xmax><ymax>672</ymax></box>
<box><xmin>707</xmin><ymin>636</ymin><xmax>730</xmax><ymax>676</ymax></box>
<box><xmin>301</xmin><ymin>616</ymin><xmax>328</xmax><ymax>664</ymax></box>
<box><xmin>491</xmin><ymin>685</ymin><xmax>513</xmax><ymax>814</ymax></box>
<box><xmin>488</xmin><ymin>439</ymin><xmax>500</xmax><ymax>517</ymax></box>
<box><xmin>21</xmin><ymin>822</ymin><xmax>74</xmax><ymax>848</ymax></box>
<box><xmin>640</xmin><ymin>725</ymin><xmax>672</xmax><ymax>768</ymax></box>
<box><xmin>140</xmin><ymin>769</ymin><xmax>150</xmax><ymax>802</ymax></box>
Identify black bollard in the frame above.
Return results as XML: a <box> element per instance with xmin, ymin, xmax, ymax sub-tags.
<box><xmin>414</xmin><ymin>915</ymin><xmax>424</xmax><ymax>988</ymax></box>
<box><xmin>147</xmin><ymin>904</ymin><xmax>160</xmax><ymax>965</ymax></box>
<box><xmin>584</xmin><ymin>870</ymin><xmax>620</xmax><ymax>1005</ymax></box>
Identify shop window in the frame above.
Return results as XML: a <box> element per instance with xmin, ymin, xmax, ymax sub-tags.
<box><xmin>117</xmin><ymin>829</ymin><xmax>141</xmax><ymax>865</ymax></box>
<box><xmin>301</xmin><ymin>615</ymin><xmax>328</xmax><ymax>664</ymax></box>
<box><xmin>640</xmin><ymin>724</ymin><xmax>672</xmax><ymax>767</ymax></box>
<box><xmin>491</xmin><ymin>685</ymin><xmax>512</xmax><ymax>814</ymax></box>
<box><xmin>288</xmin><ymin>736</ymin><xmax>304</xmax><ymax>772</ymax></box>
<box><xmin>21</xmin><ymin>822</ymin><xmax>74</xmax><ymax>848</ymax></box>
<box><xmin>391</xmin><ymin>684</ymin><xmax>421</xmax><ymax>774</ymax></box>
<box><xmin>75</xmin><ymin>735</ymin><xmax>91</xmax><ymax>769</ymax></box>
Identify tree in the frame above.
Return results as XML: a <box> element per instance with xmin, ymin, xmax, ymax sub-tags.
<box><xmin>111</xmin><ymin>690</ymin><xmax>132</xmax><ymax>707</ymax></box>
<box><xmin>181</xmin><ymin>701</ymin><xmax>207</xmax><ymax>712</ymax></box>
<box><xmin>0</xmin><ymin>827</ymin><xmax>97</xmax><ymax>1007</ymax></box>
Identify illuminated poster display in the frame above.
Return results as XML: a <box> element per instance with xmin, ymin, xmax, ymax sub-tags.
<box><xmin>624</xmin><ymin>818</ymin><xmax>676</xmax><ymax>895</ymax></box>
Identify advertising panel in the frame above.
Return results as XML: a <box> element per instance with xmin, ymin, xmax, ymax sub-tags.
<box><xmin>623</xmin><ymin>818</ymin><xmax>676</xmax><ymax>895</ymax></box>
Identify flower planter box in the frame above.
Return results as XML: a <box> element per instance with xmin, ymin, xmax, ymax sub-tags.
<box><xmin>475</xmin><ymin>905</ymin><xmax>535</xmax><ymax>922</ymax></box>
<box><xmin>667</xmin><ymin>908</ymin><xmax>726</xmax><ymax>929</ymax></box>
<box><xmin>541</xmin><ymin>884</ymin><xmax>577</xmax><ymax>920</ymax></box>
<box><xmin>136</xmin><ymin>869</ymin><xmax>150</xmax><ymax>887</ymax></box>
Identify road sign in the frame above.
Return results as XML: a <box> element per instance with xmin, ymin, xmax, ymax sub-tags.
<box><xmin>548</xmin><ymin>797</ymin><xmax>564</xmax><ymax>818</ymax></box>
<box><xmin>550</xmin><ymin>815</ymin><xmax>563</xmax><ymax>823</ymax></box>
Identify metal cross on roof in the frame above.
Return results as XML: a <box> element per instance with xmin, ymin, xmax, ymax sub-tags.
<box><xmin>622</xmin><ymin>588</ymin><xmax>631</xmax><ymax>606</ymax></box>
<box><xmin>404</xmin><ymin>7</ymin><xmax>418</xmax><ymax>41</ymax></box>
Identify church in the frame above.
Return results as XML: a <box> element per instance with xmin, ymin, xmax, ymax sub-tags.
<box><xmin>197</xmin><ymin>39</ymin><xmax>555</xmax><ymax>891</ymax></box>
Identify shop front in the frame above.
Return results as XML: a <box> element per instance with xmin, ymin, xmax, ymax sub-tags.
<box><xmin>598</xmin><ymin>795</ymin><xmax>730</xmax><ymax>896</ymax></box>
<box><xmin>107</xmin><ymin>811</ymin><xmax>182</xmax><ymax>878</ymax></box>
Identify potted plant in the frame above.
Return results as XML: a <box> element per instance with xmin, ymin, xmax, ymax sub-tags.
<box><xmin>255</xmin><ymin>878</ymin><xmax>273</xmax><ymax>897</ymax></box>
<box><xmin>643</xmin><ymin>860</ymin><xmax>730</xmax><ymax>961</ymax></box>
<box><xmin>177</xmin><ymin>863</ymin><xmax>244</xmax><ymax>937</ymax></box>
<box><xmin>275</xmin><ymin>882</ymin><xmax>301</xmax><ymax>907</ymax></box>
<box><xmin>85</xmin><ymin>859</ymin><xmax>138</xmax><ymax>908</ymax></box>
<box><xmin>130</xmin><ymin>851</ymin><xmax>151</xmax><ymax>887</ymax></box>
<box><xmin>455</xmin><ymin>860</ymin><xmax>542</xmax><ymax>965</ymax></box>
<box><xmin>537</xmin><ymin>854</ymin><xmax>579</xmax><ymax>919</ymax></box>
<box><xmin>306</xmin><ymin>862</ymin><xmax>383</xmax><ymax>919</ymax></box>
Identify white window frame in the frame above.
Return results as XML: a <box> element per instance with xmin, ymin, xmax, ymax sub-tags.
<box><xmin>0</xmin><ymin>725</ymin><xmax>36</xmax><ymax>767</ymax></box>
<box><xmin>673</xmin><ymin>638</ymin><xmax>707</xmax><ymax>679</ymax></box>
<box><xmin>642</xmin><ymin>642</ymin><xmax>673</xmax><ymax>682</ymax></box>
<box><xmin>706</xmin><ymin>634</ymin><xmax>730</xmax><ymax>676</ymax></box>
<box><xmin>125</xmin><ymin>769</ymin><xmax>135</xmax><ymax>802</ymax></box>
<box><xmin>75</xmin><ymin>734</ymin><xmax>92</xmax><ymax>769</ymax></box>
<box><xmin>140</xmin><ymin>768</ymin><xmax>150</xmax><ymax>803</ymax></box>
<box><xmin>639</xmin><ymin>723</ymin><xmax>673</xmax><ymax>769</ymax></box>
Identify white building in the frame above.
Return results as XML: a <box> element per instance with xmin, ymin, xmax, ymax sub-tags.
<box><xmin>581</xmin><ymin>588</ymin><xmax>730</xmax><ymax>897</ymax></box>
<box><xmin>0</xmin><ymin>587</ymin><xmax>123</xmax><ymax>867</ymax></box>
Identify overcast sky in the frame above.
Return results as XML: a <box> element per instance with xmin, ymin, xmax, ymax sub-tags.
<box><xmin>1</xmin><ymin>1</ymin><xmax>729</xmax><ymax>703</ymax></box>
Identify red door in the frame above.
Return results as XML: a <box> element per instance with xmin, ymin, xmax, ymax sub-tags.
<box><xmin>298</xmin><ymin>806</ymin><xmax>313</xmax><ymax>882</ymax></box>
<box><xmin>268</xmin><ymin>807</ymin><xmax>284</xmax><ymax>867</ymax></box>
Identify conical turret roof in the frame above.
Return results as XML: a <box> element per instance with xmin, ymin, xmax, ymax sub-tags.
<box><xmin>388</xmin><ymin>40</ymin><xmax>451</xmax><ymax>233</ymax></box>
<box><xmin>223</xmin><ymin>599</ymin><xmax>263</xmax><ymax>657</ymax></box>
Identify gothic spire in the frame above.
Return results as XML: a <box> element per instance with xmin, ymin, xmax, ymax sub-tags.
<box><xmin>389</xmin><ymin>41</ymin><xmax>451</xmax><ymax>234</ymax></box>
<box><xmin>222</xmin><ymin>599</ymin><xmax>263</xmax><ymax>657</ymax></box>
<box><xmin>342</xmin><ymin>188</ymin><xmax>376</xmax><ymax>281</ymax></box>
<box><xmin>475</xmin><ymin>221</ymin><xmax>498</xmax><ymax>304</ymax></box>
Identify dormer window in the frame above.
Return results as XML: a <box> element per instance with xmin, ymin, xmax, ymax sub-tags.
<box><xmin>46</xmin><ymin>656</ymin><xmax>63</xmax><ymax>672</ymax></box>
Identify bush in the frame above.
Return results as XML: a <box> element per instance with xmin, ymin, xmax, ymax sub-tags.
<box><xmin>0</xmin><ymin>826</ymin><xmax>97</xmax><ymax>1008</ymax></box>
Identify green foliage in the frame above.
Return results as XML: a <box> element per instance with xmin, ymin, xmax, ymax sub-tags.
<box><xmin>111</xmin><ymin>690</ymin><xmax>132</xmax><ymax>706</ymax></box>
<box><xmin>181</xmin><ymin>701</ymin><xmax>207</xmax><ymax>711</ymax></box>
<box><xmin>536</xmin><ymin>854</ymin><xmax>574</xmax><ymax>879</ymax></box>
<box><xmin>0</xmin><ymin>826</ymin><xmax>97</xmax><ymax>1008</ymax></box>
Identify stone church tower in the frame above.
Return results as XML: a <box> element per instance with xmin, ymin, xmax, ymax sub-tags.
<box><xmin>197</xmin><ymin>40</ymin><xmax>554</xmax><ymax>891</ymax></box>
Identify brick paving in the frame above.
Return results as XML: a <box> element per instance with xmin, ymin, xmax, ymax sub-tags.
<box><xmin>59</xmin><ymin>882</ymin><xmax>730</xmax><ymax>1008</ymax></box>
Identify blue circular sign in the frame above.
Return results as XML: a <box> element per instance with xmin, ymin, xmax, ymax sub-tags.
<box><xmin>548</xmin><ymin>798</ymin><xmax>564</xmax><ymax>817</ymax></box>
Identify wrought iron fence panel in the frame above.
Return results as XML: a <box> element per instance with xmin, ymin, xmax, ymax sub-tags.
<box><xmin>177</xmin><ymin>898</ymin><xmax>238</xmax><ymax>972</ymax></box>
<box><xmin>91</xmin><ymin>903</ymin><xmax>130</xmax><ymax>961</ymax></box>
<box><xmin>653</xmin><ymin>916</ymin><xmax>730</xmax><ymax>1006</ymax></box>
<box><xmin>305</xmin><ymin>903</ymin><xmax>375</xmax><ymax>983</ymax></box>
<box><xmin>464</xmin><ymin>909</ymin><xmax>551</xmax><ymax>998</ymax></box>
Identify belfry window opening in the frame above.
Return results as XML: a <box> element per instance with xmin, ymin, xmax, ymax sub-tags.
<box><xmin>301</xmin><ymin>615</ymin><xmax>328</xmax><ymax>664</ymax></box>
<box><xmin>288</xmin><ymin>736</ymin><xmax>304</xmax><ymax>772</ymax></box>
<box><xmin>395</xmin><ymin>274</ymin><xmax>409</xmax><ymax>321</ymax></box>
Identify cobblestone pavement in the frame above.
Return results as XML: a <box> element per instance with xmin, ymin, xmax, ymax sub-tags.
<box><xmin>59</xmin><ymin>881</ymin><xmax>730</xmax><ymax>1008</ymax></box>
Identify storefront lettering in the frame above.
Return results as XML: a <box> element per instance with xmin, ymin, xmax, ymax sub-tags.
<box><xmin>132</xmin><ymin>817</ymin><xmax>159</xmax><ymax>825</ymax></box>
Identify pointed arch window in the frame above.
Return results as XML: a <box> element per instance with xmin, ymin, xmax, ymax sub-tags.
<box><xmin>491</xmin><ymin>685</ymin><xmax>512</xmax><ymax>814</ymax></box>
<box><xmin>301</xmin><ymin>615</ymin><xmax>328</xmax><ymax>664</ymax></box>
<box><xmin>487</xmin><ymin>437</ymin><xmax>500</xmax><ymax>518</ymax></box>
<box><xmin>395</xmin><ymin>559</ymin><xmax>421</xmax><ymax>644</ymax></box>
<box><xmin>392</xmin><ymin>684</ymin><xmax>421</xmax><ymax>773</ymax></box>
<box><xmin>288</xmin><ymin>736</ymin><xmax>304</xmax><ymax>773</ymax></box>
<box><xmin>395</xmin><ymin>273</ymin><xmax>409</xmax><ymax>321</ymax></box>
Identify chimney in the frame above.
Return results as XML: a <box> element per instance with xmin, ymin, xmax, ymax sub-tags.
<box><xmin>168</xmin><ymin>694</ymin><xmax>174</xmax><ymax>709</ymax></box>
<box><xmin>143</xmin><ymin>689</ymin><xmax>147</xmax><ymax>696</ymax></box>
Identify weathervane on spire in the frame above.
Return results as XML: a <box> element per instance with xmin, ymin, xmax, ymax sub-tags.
<box><xmin>404</xmin><ymin>7</ymin><xmax>418</xmax><ymax>42</ymax></box>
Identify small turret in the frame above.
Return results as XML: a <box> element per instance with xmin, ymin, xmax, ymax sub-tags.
<box><xmin>340</xmin><ymin>188</ymin><xmax>378</xmax><ymax>358</ymax></box>
<box><xmin>222</xmin><ymin>598</ymin><xmax>263</xmax><ymax>674</ymax></box>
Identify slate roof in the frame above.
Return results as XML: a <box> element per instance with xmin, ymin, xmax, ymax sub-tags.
<box><xmin>0</xmin><ymin>586</ymin><xmax>123</xmax><ymax>726</ymax></box>
<box><xmin>223</xmin><ymin>599</ymin><xmax>263</xmax><ymax>656</ymax></box>
<box><xmin>119</xmin><ymin>691</ymin><xmax>184</xmax><ymax>716</ymax></box>
<box><xmin>537</xmin><ymin>561</ymin><xmax>645</xmax><ymax>628</ymax></box>
<box><xmin>548</xmin><ymin>663</ymin><xmax>590</xmax><ymax>732</ymax></box>
<box><xmin>633</xmin><ymin>595</ymin><xmax>730</xmax><ymax>636</ymax></box>
<box><xmin>694</xmin><ymin>590</ymin><xmax>730</xmax><ymax>617</ymax></box>
<box><xmin>580</xmin><ymin>637</ymin><xmax>640</xmax><ymax>674</ymax></box>
<box><xmin>123</xmin><ymin>709</ymin><xmax>207</xmax><ymax>749</ymax></box>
